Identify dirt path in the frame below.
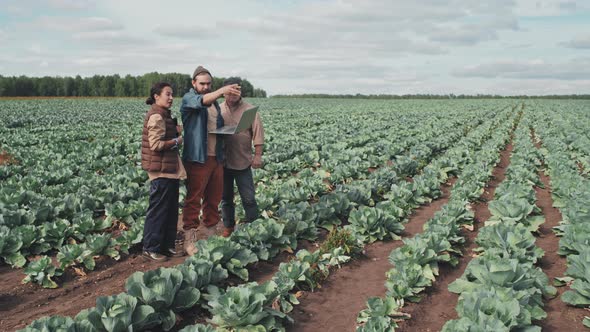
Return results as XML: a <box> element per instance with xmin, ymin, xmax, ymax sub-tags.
<box><xmin>0</xmin><ymin>214</ymin><xmax>328</xmax><ymax>331</ymax></box>
<box><xmin>0</xmin><ymin>247</ymin><xmax>187</xmax><ymax>331</ymax></box>
<box><xmin>397</xmin><ymin>142</ymin><xmax>513</xmax><ymax>332</ymax></box>
<box><xmin>0</xmin><ymin>216</ymin><xmax>222</xmax><ymax>330</ymax></box>
<box><xmin>535</xmin><ymin>168</ymin><xmax>588</xmax><ymax>331</ymax></box>
<box><xmin>0</xmin><ymin>150</ymin><xmax>16</xmax><ymax>166</ymax></box>
<box><xmin>287</xmin><ymin>179</ymin><xmax>456</xmax><ymax>332</ymax></box>
<box><xmin>532</xmin><ymin>131</ymin><xmax>589</xmax><ymax>330</ymax></box>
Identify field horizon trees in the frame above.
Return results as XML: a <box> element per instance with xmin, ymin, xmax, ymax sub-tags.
<box><xmin>272</xmin><ymin>93</ymin><xmax>590</xmax><ymax>99</ymax></box>
<box><xmin>2</xmin><ymin>73</ymin><xmax>588</xmax><ymax>100</ymax></box>
<box><xmin>0</xmin><ymin>72</ymin><xmax>268</xmax><ymax>98</ymax></box>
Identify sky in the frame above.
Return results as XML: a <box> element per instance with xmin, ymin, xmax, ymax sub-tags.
<box><xmin>1</xmin><ymin>0</ymin><xmax>589</xmax><ymax>95</ymax></box>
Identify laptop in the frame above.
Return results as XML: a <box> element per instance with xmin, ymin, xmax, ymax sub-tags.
<box><xmin>209</xmin><ymin>106</ymin><xmax>258</xmax><ymax>135</ymax></box>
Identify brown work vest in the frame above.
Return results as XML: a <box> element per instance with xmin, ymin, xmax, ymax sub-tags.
<box><xmin>141</xmin><ymin>105</ymin><xmax>178</xmax><ymax>173</ymax></box>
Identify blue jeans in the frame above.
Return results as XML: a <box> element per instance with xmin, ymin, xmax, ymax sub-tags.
<box><xmin>143</xmin><ymin>178</ymin><xmax>179</xmax><ymax>253</ymax></box>
<box><xmin>221</xmin><ymin>167</ymin><xmax>259</xmax><ymax>228</ymax></box>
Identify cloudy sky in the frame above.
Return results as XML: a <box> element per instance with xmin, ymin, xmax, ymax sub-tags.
<box><xmin>1</xmin><ymin>0</ymin><xmax>589</xmax><ymax>95</ymax></box>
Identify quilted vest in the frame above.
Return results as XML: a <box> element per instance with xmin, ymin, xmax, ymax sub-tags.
<box><xmin>141</xmin><ymin>105</ymin><xmax>178</xmax><ymax>173</ymax></box>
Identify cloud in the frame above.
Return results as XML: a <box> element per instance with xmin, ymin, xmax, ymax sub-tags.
<box><xmin>504</xmin><ymin>43</ymin><xmax>533</xmax><ymax>49</ymax></box>
<box><xmin>562</xmin><ymin>34</ymin><xmax>590</xmax><ymax>49</ymax></box>
<box><xmin>429</xmin><ymin>25</ymin><xmax>500</xmax><ymax>46</ymax></box>
<box><xmin>260</xmin><ymin>70</ymin><xmax>432</xmax><ymax>95</ymax></box>
<box><xmin>213</xmin><ymin>0</ymin><xmax>524</xmax><ymax>67</ymax></box>
<box><xmin>25</xmin><ymin>16</ymin><xmax>145</xmax><ymax>48</ymax></box>
<box><xmin>4</xmin><ymin>0</ymin><xmax>96</xmax><ymax>13</ymax></box>
<box><xmin>31</xmin><ymin>16</ymin><xmax>123</xmax><ymax>32</ymax></box>
<box><xmin>73</xmin><ymin>56</ymin><xmax>116</xmax><ymax>67</ymax></box>
<box><xmin>0</xmin><ymin>54</ymin><xmax>58</xmax><ymax>67</ymax></box>
<box><xmin>256</xmin><ymin>61</ymin><xmax>394</xmax><ymax>80</ymax></box>
<box><xmin>513</xmin><ymin>0</ymin><xmax>590</xmax><ymax>16</ymax></box>
<box><xmin>153</xmin><ymin>24</ymin><xmax>220</xmax><ymax>39</ymax></box>
<box><xmin>2</xmin><ymin>0</ymin><xmax>590</xmax><ymax>95</ymax></box>
<box><xmin>23</xmin><ymin>42</ymin><xmax>242</xmax><ymax>77</ymax></box>
<box><xmin>559</xmin><ymin>1</ymin><xmax>578</xmax><ymax>11</ymax></box>
<box><xmin>137</xmin><ymin>0</ymin><xmax>524</xmax><ymax>55</ymax></box>
<box><xmin>4</xmin><ymin>4</ymin><xmax>26</xmax><ymax>15</ymax></box>
<box><xmin>453</xmin><ymin>58</ymin><xmax>590</xmax><ymax>80</ymax></box>
<box><xmin>71</xmin><ymin>30</ymin><xmax>146</xmax><ymax>46</ymax></box>
<box><xmin>28</xmin><ymin>43</ymin><xmax>42</xmax><ymax>54</ymax></box>
<box><xmin>46</xmin><ymin>0</ymin><xmax>96</xmax><ymax>10</ymax></box>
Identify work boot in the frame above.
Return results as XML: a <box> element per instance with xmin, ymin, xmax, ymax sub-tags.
<box><xmin>197</xmin><ymin>224</ymin><xmax>218</xmax><ymax>240</ymax></box>
<box><xmin>183</xmin><ymin>228</ymin><xmax>198</xmax><ymax>256</ymax></box>
<box><xmin>143</xmin><ymin>251</ymin><xmax>168</xmax><ymax>262</ymax></box>
<box><xmin>163</xmin><ymin>247</ymin><xmax>180</xmax><ymax>257</ymax></box>
<box><xmin>222</xmin><ymin>226</ymin><xmax>234</xmax><ymax>238</ymax></box>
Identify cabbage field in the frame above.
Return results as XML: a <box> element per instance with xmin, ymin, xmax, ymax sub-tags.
<box><xmin>0</xmin><ymin>98</ymin><xmax>589</xmax><ymax>331</ymax></box>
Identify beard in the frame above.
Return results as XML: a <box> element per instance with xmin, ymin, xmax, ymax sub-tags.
<box><xmin>196</xmin><ymin>86</ymin><xmax>211</xmax><ymax>94</ymax></box>
<box><xmin>227</xmin><ymin>96</ymin><xmax>241</xmax><ymax>105</ymax></box>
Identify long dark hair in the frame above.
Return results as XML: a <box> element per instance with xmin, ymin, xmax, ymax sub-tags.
<box><xmin>146</xmin><ymin>82</ymin><xmax>172</xmax><ymax>105</ymax></box>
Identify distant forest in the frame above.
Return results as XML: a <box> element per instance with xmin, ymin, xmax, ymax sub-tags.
<box><xmin>0</xmin><ymin>72</ymin><xmax>267</xmax><ymax>98</ymax></box>
<box><xmin>1</xmin><ymin>74</ymin><xmax>586</xmax><ymax>99</ymax></box>
<box><xmin>272</xmin><ymin>93</ymin><xmax>590</xmax><ymax>99</ymax></box>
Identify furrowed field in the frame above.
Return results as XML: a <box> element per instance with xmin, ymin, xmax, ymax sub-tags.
<box><xmin>1</xmin><ymin>98</ymin><xmax>589</xmax><ymax>331</ymax></box>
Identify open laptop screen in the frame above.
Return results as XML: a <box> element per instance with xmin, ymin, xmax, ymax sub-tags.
<box><xmin>208</xmin><ymin>106</ymin><xmax>258</xmax><ymax>135</ymax></box>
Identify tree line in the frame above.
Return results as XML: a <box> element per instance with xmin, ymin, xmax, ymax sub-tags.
<box><xmin>0</xmin><ymin>72</ymin><xmax>267</xmax><ymax>98</ymax></box>
<box><xmin>272</xmin><ymin>93</ymin><xmax>590</xmax><ymax>99</ymax></box>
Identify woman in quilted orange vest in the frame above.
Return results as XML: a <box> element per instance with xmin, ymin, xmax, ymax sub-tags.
<box><xmin>140</xmin><ymin>82</ymin><xmax>187</xmax><ymax>261</ymax></box>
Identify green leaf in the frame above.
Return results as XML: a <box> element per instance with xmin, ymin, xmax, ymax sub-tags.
<box><xmin>172</xmin><ymin>287</ymin><xmax>201</xmax><ymax>312</ymax></box>
<box><xmin>181</xmin><ymin>257</ymin><xmax>228</xmax><ymax>290</ymax></box>
<box><xmin>554</xmin><ymin>277</ymin><xmax>574</xmax><ymax>287</ymax></box>
<box><xmin>356</xmin><ymin>316</ymin><xmax>397</xmax><ymax>332</ymax></box>
<box><xmin>125</xmin><ymin>267</ymin><xmax>183</xmax><ymax>311</ymax></box>
<box><xmin>132</xmin><ymin>304</ymin><xmax>160</xmax><ymax>331</ymax></box>
<box><xmin>193</xmin><ymin>236</ymin><xmax>258</xmax><ymax>280</ymax></box>
<box><xmin>207</xmin><ymin>281</ymin><xmax>290</xmax><ymax>329</ymax></box>
<box><xmin>357</xmin><ymin>297</ymin><xmax>407</xmax><ymax>324</ymax></box>
<box><xmin>18</xmin><ymin>315</ymin><xmax>77</xmax><ymax>332</ymax></box>
<box><xmin>6</xmin><ymin>252</ymin><xmax>27</xmax><ymax>268</ymax></box>
<box><xmin>178</xmin><ymin>324</ymin><xmax>218</xmax><ymax>332</ymax></box>
<box><xmin>159</xmin><ymin>309</ymin><xmax>177</xmax><ymax>331</ymax></box>
<box><xmin>22</xmin><ymin>256</ymin><xmax>62</xmax><ymax>289</ymax></box>
<box><xmin>442</xmin><ymin>316</ymin><xmax>510</xmax><ymax>332</ymax></box>
<box><xmin>79</xmin><ymin>293</ymin><xmax>159</xmax><ymax>332</ymax></box>
<box><xmin>562</xmin><ymin>280</ymin><xmax>590</xmax><ymax>307</ymax></box>
<box><xmin>82</xmin><ymin>255</ymin><xmax>96</xmax><ymax>271</ymax></box>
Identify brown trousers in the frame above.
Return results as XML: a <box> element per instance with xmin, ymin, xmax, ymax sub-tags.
<box><xmin>182</xmin><ymin>157</ymin><xmax>223</xmax><ymax>229</ymax></box>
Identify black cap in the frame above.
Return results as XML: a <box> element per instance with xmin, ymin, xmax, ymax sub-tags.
<box><xmin>223</xmin><ymin>77</ymin><xmax>242</xmax><ymax>86</ymax></box>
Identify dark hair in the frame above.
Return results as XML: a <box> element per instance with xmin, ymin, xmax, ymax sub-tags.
<box><xmin>146</xmin><ymin>82</ymin><xmax>172</xmax><ymax>105</ymax></box>
<box><xmin>223</xmin><ymin>77</ymin><xmax>242</xmax><ymax>86</ymax></box>
<box><xmin>223</xmin><ymin>77</ymin><xmax>243</xmax><ymax>98</ymax></box>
